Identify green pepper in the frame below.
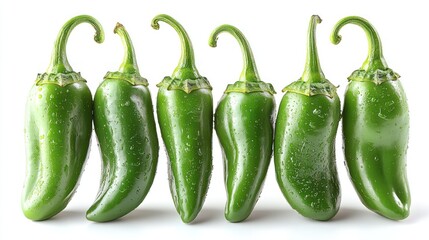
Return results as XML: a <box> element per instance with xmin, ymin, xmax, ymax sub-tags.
<box><xmin>151</xmin><ymin>14</ymin><xmax>213</xmax><ymax>223</ymax></box>
<box><xmin>86</xmin><ymin>23</ymin><xmax>159</xmax><ymax>222</ymax></box>
<box><xmin>331</xmin><ymin>16</ymin><xmax>410</xmax><ymax>220</ymax></box>
<box><xmin>208</xmin><ymin>25</ymin><xmax>276</xmax><ymax>223</ymax></box>
<box><xmin>274</xmin><ymin>15</ymin><xmax>341</xmax><ymax>221</ymax></box>
<box><xmin>22</xmin><ymin>15</ymin><xmax>104</xmax><ymax>221</ymax></box>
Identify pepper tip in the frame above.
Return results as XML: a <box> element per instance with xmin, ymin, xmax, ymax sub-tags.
<box><xmin>114</xmin><ymin>22</ymin><xmax>124</xmax><ymax>34</ymax></box>
<box><xmin>151</xmin><ymin>19</ymin><xmax>160</xmax><ymax>30</ymax></box>
<box><xmin>312</xmin><ymin>15</ymin><xmax>322</xmax><ymax>24</ymax></box>
<box><xmin>208</xmin><ymin>37</ymin><xmax>218</xmax><ymax>48</ymax></box>
<box><xmin>94</xmin><ymin>30</ymin><xmax>105</xmax><ymax>44</ymax></box>
<box><xmin>331</xmin><ymin>34</ymin><xmax>342</xmax><ymax>45</ymax></box>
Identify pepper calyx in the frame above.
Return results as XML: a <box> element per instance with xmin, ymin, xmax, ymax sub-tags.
<box><xmin>225</xmin><ymin>81</ymin><xmax>276</xmax><ymax>95</ymax></box>
<box><xmin>156</xmin><ymin>76</ymin><xmax>212</xmax><ymax>93</ymax></box>
<box><xmin>104</xmin><ymin>71</ymin><xmax>148</xmax><ymax>86</ymax></box>
<box><xmin>36</xmin><ymin>72</ymin><xmax>86</xmax><ymax>86</ymax></box>
<box><xmin>282</xmin><ymin>78</ymin><xmax>337</xmax><ymax>98</ymax></box>
<box><xmin>348</xmin><ymin>68</ymin><xmax>400</xmax><ymax>84</ymax></box>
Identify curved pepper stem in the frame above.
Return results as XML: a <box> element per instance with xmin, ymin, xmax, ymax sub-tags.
<box><xmin>330</xmin><ymin>16</ymin><xmax>388</xmax><ymax>72</ymax></box>
<box><xmin>301</xmin><ymin>15</ymin><xmax>325</xmax><ymax>83</ymax></box>
<box><xmin>46</xmin><ymin>15</ymin><xmax>104</xmax><ymax>74</ymax></box>
<box><xmin>114</xmin><ymin>23</ymin><xmax>140</xmax><ymax>75</ymax></box>
<box><xmin>151</xmin><ymin>14</ymin><xmax>200</xmax><ymax>80</ymax></box>
<box><xmin>209</xmin><ymin>24</ymin><xmax>260</xmax><ymax>83</ymax></box>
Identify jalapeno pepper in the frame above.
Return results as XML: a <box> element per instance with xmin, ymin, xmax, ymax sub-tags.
<box><xmin>151</xmin><ymin>14</ymin><xmax>213</xmax><ymax>223</ymax></box>
<box><xmin>22</xmin><ymin>15</ymin><xmax>104</xmax><ymax>221</ymax></box>
<box><xmin>274</xmin><ymin>15</ymin><xmax>341</xmax><ymax>221</ymax></box>
<box><xmin>86</xmin><ymin>23</ymin><xmax>159</xmax><ymax>222</ymax></box>
<box><xmin>209</xmin><ymin>24</ymin><xmax>276</xmax><ymax>222</ymax></box>
<box><xmin>331</xmin><ymin>16</ymin><xmax>410</xmax><ymax>220</ymax></box>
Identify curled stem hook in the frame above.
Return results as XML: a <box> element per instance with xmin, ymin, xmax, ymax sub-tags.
<box><xmin>151</xmin><ymin>14</ymin><xmax>200</xmax><ymax>80</ymax></box>
<box><xmin>331</xmin><ymin>16</ymin><xmax>388</xmax><ymax>72</ymax></box>
<box><xmin>47</xmin><ymin>15</ymin><xmax>104</xmax><ymax>74</ymax></box>
<box><xmin>209</xmin><ymin>24</ymin><xmax>260</xmax><ymax>82</ymax></box>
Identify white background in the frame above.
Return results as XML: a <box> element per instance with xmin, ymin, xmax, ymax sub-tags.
<box><xmin>1</xmin><ymin>0</ymin><xmax>428</xmax><ymax>239</ymax></box>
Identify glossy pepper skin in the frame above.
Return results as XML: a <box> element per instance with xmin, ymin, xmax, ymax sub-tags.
<box><xmin>209</xmin><ymin>25</ymin><xmax>276</xmax><ymax>222</ymax></box>
<box><xmin>331</xmin><ymin>16</ymin><xmax>410</xmax><ymax>220</ymax></box>
<box><xmin>22</xmin><ymin>15</ymin><xmax>104</xmax><ymax>221</ymax></box>
<box><xmin>274</xmin><ymin>16</ymin><xmax>341</xmax><ymax>221</ymax></box>
<box><xmin>152</xmin><ymin>14</ymin><xmax>213</xmax><ymax>223</ymax></box>
<box><xmin>86</xmin><ymin>23</ymin><xmax>159</xmax><ymax>222</ymax></box>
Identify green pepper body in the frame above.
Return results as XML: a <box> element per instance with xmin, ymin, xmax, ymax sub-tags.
<box><xmin>275</xmin><ymin>93</ymin><xmax>340</xmax><ymax>220</ymax></box>
<box><xmin>216</xmin><ymin>92</ymin><xmax>274</xmax><ymax>222</ymax></box>
<box><xmin>22</xmin><ymin>15</ymin><xmax>104</xmax><ymax>221</ymax></box>
<box><xmin>274</xmin><ymin>16</ymin><xmax>341</xmax><ymax>221</ymax></box>
<box><xmin>331</xmin><ymin>16</ymin><xmax>410</xmax><ymax>220</ymax></box>
<box><xmin>157</xmin><ymin>88</ymin><xmax>213</xmax><ymax>223</ymax></box>
<box><xmin>152</xmin><ymin>14</ymin><xmax>213</xmax><ymax>223</ymax></box>
<box><xmin>209</xmin><ymin>25</ymin><xmax>276</xmax><ymax>222</ymax></box>
<box><xmin>86</xmin><ymin>24</ymin><xmax>159</xmax><ymax>222</ymax></box>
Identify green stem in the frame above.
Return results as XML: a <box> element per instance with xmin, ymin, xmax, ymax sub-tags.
<box><xmin>209</xmin><ymin>24</ymin><xmax>260</xmax><ymax>82</ymax></box>
<box><xmin>114</xmin><ymin>23</ymin><xmax>140</xmax><ymax>74</ymax></box>
<box><xmin>301</xmin><ymin>15</ymin><xmax>325</xmax><ymax>83</ymax></box>
<box><xmin>46</xmin><ymin>15</ymin><xmax>104</xmax><ymax>74</ymax></box>
<box><xmin>151</xmin><ymin>14</ymin><xmax>200</xmax><ymax>80</ymax></box>
<box><xmin>330</xmin><ymin>16</ymin><xmax>388</xmax><ymax>72</ymax></box>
